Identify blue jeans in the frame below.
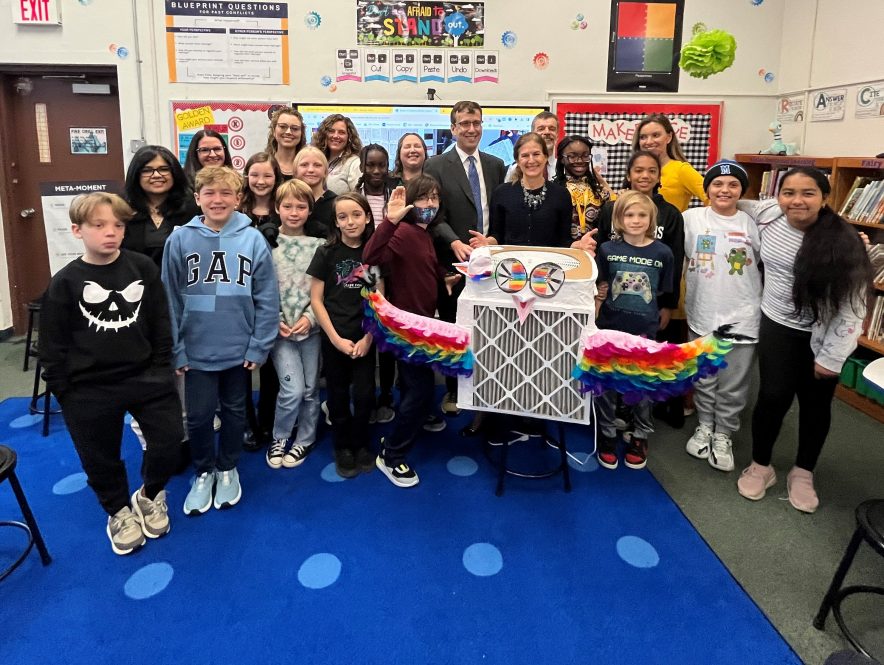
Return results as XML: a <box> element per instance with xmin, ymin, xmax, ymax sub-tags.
<box><xmin>185</xmin><ymin>365</ymin><xmax>248</xmax><ymax>474</ymax></box>
<box><xmin>271</xmin><ymin>333</ymin><xmax>321</xmax><ymax>444</ymax></box>
<box><xmin>383</xmin><ymin>361</ymin><xmax>435</xmax><ymax>465</ymax></box>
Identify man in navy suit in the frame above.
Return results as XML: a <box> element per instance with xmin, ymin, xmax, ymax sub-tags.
<box><xmin>425</xmin><ymin>100</ymin><xmax>506</xmax><ymax>416</ymax></box>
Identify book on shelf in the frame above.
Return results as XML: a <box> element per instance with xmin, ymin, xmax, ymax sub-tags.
<box><xmin>843</xmin><ymin>177</ymin><xmax>884</xmax><ymax>223</ymax></box>
<box><xmin>867</xmin><ymin>293</ymin><xmax>884</xmax><ymax>342</ymax></box>
<box><xmin>758</xmin><ymin>168</ymin><xmax>790</xmax><ymax>199</ymax></box>
<box><xmin>869</xmin><ymin>244</ymin><xmax>884</xmax><ymax>284</ymax></box>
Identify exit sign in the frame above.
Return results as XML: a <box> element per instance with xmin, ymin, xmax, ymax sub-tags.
<box><xmin>13</xmin><ymin>0</ymin><xmax>62</xmax><ymax>25</ymax></box>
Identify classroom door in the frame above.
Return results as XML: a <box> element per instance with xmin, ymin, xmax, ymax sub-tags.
<box><xmin>0</xmin><ymin>67</ymin><xmax>124</xmax><ymax>332</ymax></box>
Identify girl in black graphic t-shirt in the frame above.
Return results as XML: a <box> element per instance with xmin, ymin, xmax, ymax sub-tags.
<box><xmin>307</xmin><ymin>193</ymin><xmax>380</xmax><ymax>479</ymax></box>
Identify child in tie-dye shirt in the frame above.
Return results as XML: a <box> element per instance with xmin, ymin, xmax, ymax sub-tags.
<box><xmin>265</xmin><ymin>179</ymin><xmax>325</xmax><ymax>470</ymax></box>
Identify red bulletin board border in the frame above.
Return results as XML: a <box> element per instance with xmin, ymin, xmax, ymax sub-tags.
<box><xmin>554</xmin><ymin>102</ymin><xmax>722</xmax><ymax>168</ymax></box>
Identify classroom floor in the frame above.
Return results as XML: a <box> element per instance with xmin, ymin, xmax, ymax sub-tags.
<box><xmin>1</xmin><ymin>335</ymin><xmax>881</xmax><ymax>664</ymax></box>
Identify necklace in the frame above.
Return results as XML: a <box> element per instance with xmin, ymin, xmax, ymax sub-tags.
<box><xmin>522</xmin><ymin>182</ymin><xmax>547</xmax><ymax>210</ymax></box>
<box><xmin>148</xmin><ymin>205</ymin><xmax>163</xmax><ymax>228</ymax></box>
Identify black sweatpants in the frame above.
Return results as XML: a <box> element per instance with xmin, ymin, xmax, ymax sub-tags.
<box><xmin>751</xmin><ymin>315</ymin><xmax>838</xmax><ymax>471</ymax></box>
<box><xmin>60</xmin><ymin>370</ymin><xmax>184</xmax><ymax>516</ymax></box>
<box><xmin>321</xmin><ymin>334</ymin><xmax>375</xmax><ymax>453</ymax></box>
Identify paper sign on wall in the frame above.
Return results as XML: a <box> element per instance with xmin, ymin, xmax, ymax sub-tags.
<box><xmin>337</xmin><ymin>49</ymin><xmax>363</xmax><ymax>82</ymax></box>
<box><xmin>419</xmin><ymin>52</ymin><xmax>445</xmax><ymax>83</ymax></box>
<box><xmin>447</xmin><ymin>52</ymin><xmax>473</xmax><ymax>83</ymax></box>
<box><xmin>810</xmin><ymin>88</ymin><xmax>847</xmax><ymax>122</ymax></box>
<box><xmin>474</xmin><ymin>51</ymin><xmax>499</xmax><ymax>83</ymax></box>
<box><xmin>777</xmin><ymin>95</ymin><xmax>806</xmax><ymax>124</ymax></box>
<box><xmin>392</xmin><ymin>50</ymin><xmax>419</xmax><ymax>82</ymax></box>
<box><xmin>70</xmin><ymin>128</ymin><xmax>108</xmax><ymax>154</ymax></box>
<box><xmin>855</xmin><ymin>83</ymin><xmax>884</xmax><ymax>119</ymax></box>
<box><xmin>364</xmin><ymin>49</ymin><xmax>392</xmax><ymax>82</ymax></box>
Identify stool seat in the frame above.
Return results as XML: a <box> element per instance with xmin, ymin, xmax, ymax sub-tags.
<box><xmin>0</xmin><ymin>445</ymin><xmax>52</xmax><ymax>582</ymax></box>
<box><xmin>814</xmin><ymin>499</ymin><xmax>884</xmax><ymax>661</ymax></box>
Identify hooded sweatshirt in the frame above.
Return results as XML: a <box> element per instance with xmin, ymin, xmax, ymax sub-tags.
<box><xmin>162</xmin><ymin>211</ymin><xmax>280</xmax><ymax>371</ymax></box>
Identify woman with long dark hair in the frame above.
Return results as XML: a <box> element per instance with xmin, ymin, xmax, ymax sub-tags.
<box><xmin>312</xmin><ymin>114</ymin><xmax>363</xmax><ymax>194</ymax></box>
<box><xmin>183</xmin><ymin>129</ymin><xmax>233</xmax><ymax>186</ymax></box>
<box><xmin>632</xmin><ymin>114</ymin><xmax>708</xmax><ymax>212</ymax></box>
<box><xmin>390</xmin><ymin>132</ymin><xmax>428</xmax><ymax>186</ymax></box>
<box><xmin>737</xmin><ymin>167</ymin><xmax>872</xmax><ymax>513</ymax></box>
<box><xmin>123</xmin><ymin>145</ymin><xmax>198</xmax><ymax>266</ymax></box>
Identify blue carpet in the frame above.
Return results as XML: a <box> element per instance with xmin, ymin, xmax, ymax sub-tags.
<box><xmin>0</xmin><ymin>395</ymin><xmax>800</xmax><ymax>665</ymax></box>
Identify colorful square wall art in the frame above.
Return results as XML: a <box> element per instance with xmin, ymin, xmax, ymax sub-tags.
<box><xmin>607</xmin><ymin>0</ymin><xmax>684</xmax><ymax>93</ymax></box>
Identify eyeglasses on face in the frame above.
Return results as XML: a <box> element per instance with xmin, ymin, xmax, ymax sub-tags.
<box><xmin>456</xmin><ymin>120</ymin><xmax>483</xmax><ymax>129</ymax></box>
<box><xmin>196</xmin><ymin>146</ymin><xmax>224</xmax><ymax>155</ymax></box>
<box><xmin>563</xmin><ymin>153</ymin><xmax>591</xmax><ymax>164</ymax></box>
<box><xmin>140</xmin><ymin>166</ymin><xmax>172</xmax><ymax>177</ymax></box>
<box><xmin>276</xmin><ymin>123</ymin><xmax>301</xmax><ymax>134</ymax></box>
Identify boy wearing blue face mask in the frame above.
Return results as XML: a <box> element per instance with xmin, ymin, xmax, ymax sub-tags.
<box><xmin>362</xmin><ymin>175</ymin><xmax>459</xmax><ymax>487</ymax></box>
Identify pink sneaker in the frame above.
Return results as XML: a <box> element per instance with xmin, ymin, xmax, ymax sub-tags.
<box><xmin>786</xmin><ymin>467</ymin><xmax>819</xmax><ymax>513</ymax></box>
<box><xmin>737</xmin><ymin>462</ymin><xmax>777</xmax><ymax>501</ymax></box>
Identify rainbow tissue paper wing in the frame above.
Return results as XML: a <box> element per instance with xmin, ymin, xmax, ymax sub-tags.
<box><xmin>571</xmin><ymin>328</ymin><xmax>733</xmax><ymax>404</ymax></box>
<box><xmin>362</xmin><ymin>289</ymin><xmax>474</xmax><ymax>377</ymax></box>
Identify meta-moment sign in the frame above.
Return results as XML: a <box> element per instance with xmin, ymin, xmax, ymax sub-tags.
<box><xmin>356</xmin><ymin>1</ymin><xmax>484</xmax><ymax>47</ymax></box>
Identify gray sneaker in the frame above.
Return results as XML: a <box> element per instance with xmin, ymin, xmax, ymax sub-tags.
<box><xmin>106</xmin><ymin>506</ymin><xmax>146</xmax><ymax>555</ymax></box>
<box><xmin>375</xmin><ymin>405</ymin><xmax>395</xmax><ymax>424</ymax></box>
<box><xmin>213</xmin><ymin>468</ymin><xmax>242</xmax><ymax>509</ymax></box>
<box><xmin>131</xmin><ymin>487</ymin><xmax>170</xmax><ymax>538</ymax></box>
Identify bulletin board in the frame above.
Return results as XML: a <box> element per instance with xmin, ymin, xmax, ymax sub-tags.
<box><xmin>554</xmin><ymin>102</ymin><xmax>721</xmax><ymax>193</ymax></box>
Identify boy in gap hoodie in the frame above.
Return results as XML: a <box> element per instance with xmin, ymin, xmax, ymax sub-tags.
<box><xmin>162</xmin><ymin>166</ymin><xmax>280</xmax><ymax>516</ymax></box>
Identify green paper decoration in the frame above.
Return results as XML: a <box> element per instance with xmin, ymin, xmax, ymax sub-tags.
<box><xmin>679</xmin><ymin>27</ymin><xmax>737</xmax><ymax>79</ymax></box>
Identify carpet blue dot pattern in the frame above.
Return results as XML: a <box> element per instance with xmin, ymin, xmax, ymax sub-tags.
<box><xmin>0</xmin><ymin>395</ymin><xmax>801</xmax><ymax>664</ymax></box>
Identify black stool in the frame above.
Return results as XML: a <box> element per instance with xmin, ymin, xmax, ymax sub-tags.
<box><xmin>22</xmin><ymin>299</ymin><xmax>41</xmax><ymax>373</ymax></box>
<box><xmin>484</xmin><ymin>419</ymin><xmax>572</xmax><ymax>497</ymax></box>
<box><xmin>814</xmin><ymin>500</ymin><xmax>884</xmax><ymax>660</ymax></box>
<box><xmin>0</xmin><ymin>445</ymin><xmax>52</xmax><ymax>582</ymax></box>
<box><xmin>28</xmin><ymin>357</ymin><xmax>60</xmax><ymax>437</ymax></box>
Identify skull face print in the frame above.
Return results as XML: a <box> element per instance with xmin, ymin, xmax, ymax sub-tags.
<box><xmin>78</xmin><ymin>280</ymin><xmax>144</xmax><ymax>331</ymax></box>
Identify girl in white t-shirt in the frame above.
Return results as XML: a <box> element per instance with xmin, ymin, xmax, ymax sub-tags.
<box><xmin>683</xmin><ymin>161</ymin><xmax>761</xmax><ymax>473</ymax></box>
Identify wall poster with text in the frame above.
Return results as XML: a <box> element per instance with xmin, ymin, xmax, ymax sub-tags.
<box><xmin>357</xmin><ymin>1</ymin><xmax>484</xmax><ymax>47</ymax></box>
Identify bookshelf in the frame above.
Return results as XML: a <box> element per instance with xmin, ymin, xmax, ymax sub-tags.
<box><xmin>734</xmin><ymin>154</ymin><xmax>884</xmax><ymax>422</ymax></box>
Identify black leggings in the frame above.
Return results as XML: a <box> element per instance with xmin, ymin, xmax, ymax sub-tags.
<box><xmin>751</xmin><ymin>315</ymin><xmax>838</xmax><ymax>471</ymax></box>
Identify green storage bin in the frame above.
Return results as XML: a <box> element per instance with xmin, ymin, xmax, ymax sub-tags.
<box><xmin>839</xmin><ymin>357</ymin><xmax>861</xmax><ymax>388</ymax></box>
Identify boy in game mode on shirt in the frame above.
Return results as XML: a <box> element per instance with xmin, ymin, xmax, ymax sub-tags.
<box><xmin>162</xmin><ymin>166</ymin><xmax>280</xmax><ymax>516</ymax></box>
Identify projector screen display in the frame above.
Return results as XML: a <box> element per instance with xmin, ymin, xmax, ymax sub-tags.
<box><xmin>296</xmin><ymin>104</ymin><xmax>547</xmax><ymax>168</ymax></box>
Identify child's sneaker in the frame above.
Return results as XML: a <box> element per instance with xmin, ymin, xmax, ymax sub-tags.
<box><xmin>624</xmin><ymin>437</ymin><xmax>648</xmax><ymax>470</ymax></box>
<box><xmin>597</xmin><ymin>435</ymin><xmax>618</xmax><ymax>470</ymax></box>
<box><xmin>786</xmin><ymin>467</ymin><xmax>819</xmax><ymax>513</ymax></box>
<box><xmin>356</xmin><ymin>447</ymin><xmax>375</xmax><ymax>473</ymax></box>
<box><xmin>283</xmin><ymin>443</ymin><xmax>313</xmax><ymax>468</ymax></box>
<box><xmin>183</xmin><ymin>471</ymin><xmax>215</xmax><ymax>516</ymax></box>
<box><xmin>709</xmin><ymin>432</ymin><xmax>735</xmax><ymax>472</ymax></box>
<box><xmin>266</xmin><ymin>438</ymin><xmax>287</xmax><ymax>469</ymax></box>
<box><xmin>686</xmin><ymin>423</ymin><xmax>713</xmax><ymax>459</ymax></box>
<box><xmin>320</xmin><ymin>401</ymin><xmax>331</xmax><ymax>426</ymax></box>
<box><xmin>737</xmin><ymin>462</ymin><xmax>777</xmax><ymax>501</ymax></box>
<box><xmin>423</xmin><ymin>415</ymin><xmax>446</xmax><ymax>432</ymax></box>
<box><xmin>441</xmin><ymin>391</ymin><xmax>460</xmax><ymax>415</ymax></box>
<box><xmin>131</xmin><ymin>487</ymin><xmax>170</xmax><ymax>539</ymax></box>
<box><xmin>376</xmin><ymin>448</ymin><xmax>419</xmax><ymax>488</ymax></box>
<box><xmin>335</xmin><ymin>449</ymin><xmax>359</xmax><ymax>479</ymax></box>
<box><xmin>107</xmin><ymin>506</ymin><xmax>146</xmax><ymax>555</ymax></box>
<box><xmin>375</xmin><ymin>405</ymin><xmax>395</xmax><ymax>424</ymax></box>
<box><xmin>213</xmin><ymin>468</ymin><xmax>241</xmax><ymax>509</ymax></box>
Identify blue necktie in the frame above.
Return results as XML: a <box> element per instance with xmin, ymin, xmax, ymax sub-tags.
<box><xmin>467</xmin><ymin>155</ymin><xmax>483</xmax><ymax>234</ymax></box>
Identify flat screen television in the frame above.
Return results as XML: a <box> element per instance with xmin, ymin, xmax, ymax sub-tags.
<box><xmin>295</xmin><ymin>104</ymin><xmax>548</xmax><ymax>168</ymax></box>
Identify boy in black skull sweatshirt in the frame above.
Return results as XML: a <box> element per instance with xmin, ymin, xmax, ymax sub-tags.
<box><xmin>39</xmin><ymin>192</ymin><xmax>183</xmax><ymax>556</ymax></box>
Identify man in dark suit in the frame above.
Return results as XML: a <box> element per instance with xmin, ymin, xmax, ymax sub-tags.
<box><xmin>425</xmin><ymin>100</ymin><xmax>506</xmax><ymax>416</ymax></box>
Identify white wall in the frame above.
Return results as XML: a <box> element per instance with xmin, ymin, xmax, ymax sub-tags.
<box><xmin>0</xmin><ymin>0</ymin><xmax>791</xmax><ymax>329</ymax></box>
<box><xmin>778</xmin><ymin>0</ymin><xmax>884</xmax><ymax>156</ymax></box>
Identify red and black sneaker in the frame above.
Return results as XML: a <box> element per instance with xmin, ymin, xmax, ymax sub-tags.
<box><xmin>624</xmin><ymin>437</ymin><xmax>648</xmax><ymax>470</ymax></box>
<box><xmin>597</xmin><ymin>435</ymin><xmax>618</xmax><ymax>470</ymax></box>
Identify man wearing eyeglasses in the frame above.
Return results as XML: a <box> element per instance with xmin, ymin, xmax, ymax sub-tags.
<box><xmin>425</xmin><ymin>100</ymin><xmax>506</xmax><ymax>416</ymax></box>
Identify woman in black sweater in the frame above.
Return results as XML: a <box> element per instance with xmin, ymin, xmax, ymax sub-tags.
<box><xmin>470</xmin><ymin>133</ymin><xmax>574</xmax><ymax>249</ymax></box>
<box><xmin>123</xmin><ymin>145</ymin><xmax>198</xmax><ymax>267</ymax></box>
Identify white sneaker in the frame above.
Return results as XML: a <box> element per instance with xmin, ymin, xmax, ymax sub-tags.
<box><xmin>686</xmin><ymin>423</ymin><xmax>713</xmax><ymax>459</ymax></box>
<box><xmin>709</xmin><ymin>432</ymin><xmax>735</xmax><ymax>472</ymax></box>
<box><xmin>320</xmin><ymin>401</ymin><xmax>331</xmax><ymax>426</ymax></box>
